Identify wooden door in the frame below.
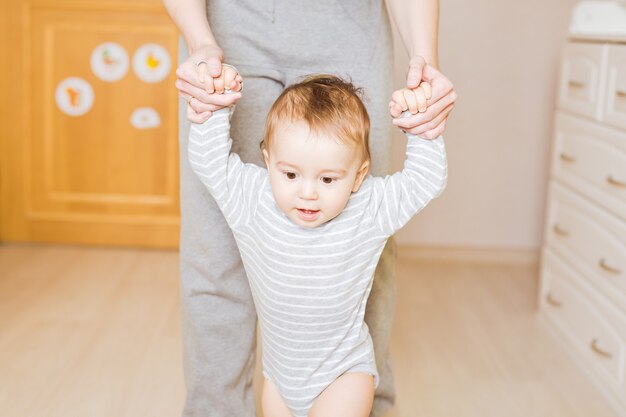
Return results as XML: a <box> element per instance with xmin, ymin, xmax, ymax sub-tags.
<box><xmin>1</xmin><ymin>0</ymin><xmax>181</xmax><ymax>248</ymax></box>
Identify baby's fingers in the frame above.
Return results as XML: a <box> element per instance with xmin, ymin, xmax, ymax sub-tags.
<box><xmin>213</xmin><ymin>73</ymin><xmax>225</xmax><ymax>94</ymax></box>
<box><xmin>223</xmin><ymin>67</ymin><xmax>242</xmax><ymax>92</ymax></box>
<box><xmin>230</xmin><ymin>74</ymin><xmax>243</xmax><ymax>92</ymax></box>
<box><xmin>408</xmin><ymin>87</ymin><xmax>429</xmax><ymax>113</ymax></box>
<box><xmin>402</xmin><ymin>89</ymin><xmax>419</xmax><ymax>114</ymax></box>
<box><xmin>419</xmin><ymin>81</ymin><xmax>432</xmax><ymax>100</ymax></box>
<box><xmin>389</xmin><ymin>101</ymin><xmax>404</xmax><ymax>118</ymax></box>
<box><xmin>391</xmin><ymin>90</ymin><xmax>408</xmax><ymax>112</ymax></box>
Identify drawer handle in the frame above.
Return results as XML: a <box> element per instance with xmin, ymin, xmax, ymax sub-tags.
<box><xmin>599</xmin><ymin>258</ymin><xmax>621</xmax><ymax>275</ymax></box>
<box><xmin>568</xmin><ymin>80</ymin><xmax>585</xmax><ymax>89</ymax></box>
<box><xmin>591</xmin><ymin>339</ymin><xmax>613</xmax><ymax>359</ymax></box>
<box><xmin>552</xmin><ymin>224</ymin><xmax>569</xmax><ymax>237</ymax></box>
<box><xmin>546</xmin><ymin>292</ymin><xmax>562</xmax><ymax>308</ymax></box>
<box><xmin>559</xmin><ymin>153</ymin><xmax>576</xmax><ymax>163</ymax></box>
<box><xmin>607</xmin><ymin>175</ymin><xmax>626</xmax><ymax>188</ymax></box>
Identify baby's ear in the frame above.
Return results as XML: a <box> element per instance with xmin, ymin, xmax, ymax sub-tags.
<box><xmin>352</xmin><ymin>159</ymin><xmax>370</xmax><ymax>192</ymax></box>
<box><xmin>262</xmin><ymin>148</ymin><xmax>270</xmax><ymax>167</ymax></box>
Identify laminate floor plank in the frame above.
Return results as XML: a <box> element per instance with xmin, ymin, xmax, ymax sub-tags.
<box><xmin>0</xmin><ymin>243</ymin><xmax>618</xmax><ymax>417</ymax></box>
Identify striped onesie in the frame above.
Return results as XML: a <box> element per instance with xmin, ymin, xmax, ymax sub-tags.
<box><xmin>188</xmin><ymin>108</ymin><xmax>447</xmax><ymax>417</ymax></box>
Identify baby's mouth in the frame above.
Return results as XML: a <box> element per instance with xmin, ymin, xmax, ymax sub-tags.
<box><xmin>296</xmin><ymin>208</ymin><xmax>320</xmax><ymax>221</ymax></box>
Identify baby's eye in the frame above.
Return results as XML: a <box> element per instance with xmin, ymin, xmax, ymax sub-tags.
<box><xmin>284</xmin><ymin>172</ymin><xmax>297</xmax><ymax>180</ymax></box>
<box><xmin>321</xmin><ymin>177</ymin><xmax>335</xmax><ymax>184</ymax></box>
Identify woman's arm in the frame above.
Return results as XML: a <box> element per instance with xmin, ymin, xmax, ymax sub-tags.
<box><xmin>162</xmin><ymin>0</ymin><xmax>238</xmax><ymax>118</ymax></box>
<box><xmin>161</xmin><ymin>0</ymin><xmax>216</xmax><ymax>53</ymax></box>
<box><xmin>368</xmin><ymin>132</ymin><xmax>447</xmax><ymax>237</ymax></box>
<box><xmin>386</xmin><ymin>0</ymin><xmax>456</xmax><ymax>142</ymax></box>
<box><xmin>386</xmin><ymin>0</ymin><xmax>439</xmax><ymax>69</ymax></box>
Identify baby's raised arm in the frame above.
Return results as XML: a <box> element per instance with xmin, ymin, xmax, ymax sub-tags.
<box><xmin>187</xmin><ymin>66</ymin><xmax>267</xmax><ymax>229</ymax></box>
<box><xmin>367</xmin><ymin>87</ymin><xmax>448</xmax><ymax>236</ymax></box>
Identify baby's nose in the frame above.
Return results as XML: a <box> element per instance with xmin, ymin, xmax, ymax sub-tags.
<box><xmin>299</xmin><ymin>181</ymin><xmax>318</xmax><ymax>200</ymax></box>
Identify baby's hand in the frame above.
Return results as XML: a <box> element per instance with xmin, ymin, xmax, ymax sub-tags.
<box><xmin>188</xmin><ymin>64</ymin><xmax>243</xmax><ymax>124</ymax></box>
<box><xmin>389</xmin><ymin>82</ymin><xmax>432</xmax><ymax>118</ymax></box>
<box><xmin>197</xmin><ymin>62</ymin><xmax>243</xmax><ymax>94</ymax></box>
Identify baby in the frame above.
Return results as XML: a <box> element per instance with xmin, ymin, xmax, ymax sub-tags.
<box><xmin>188</xmin><ymin>67</ymin><xmax>448</xmax><ymax>417</ymax></box>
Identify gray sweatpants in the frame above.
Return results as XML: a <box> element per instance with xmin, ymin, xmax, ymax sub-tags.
<box><xmin>178</xmin><ymin>2</ymin><xmax>397</xmax><ymax>416</ymax></box>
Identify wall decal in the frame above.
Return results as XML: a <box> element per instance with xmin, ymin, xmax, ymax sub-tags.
<box><xmin>130</xmin><ymin>107</ymin><xmax>161</xmax><ymax>129</ymax></box>
<box><xmin>55</xmin><ymin>77</ymin><xmax>94</xmax><ymax>116</ymax></box>
<box><xmin>132</xmin><ymin>43</ymin><xmax>171</xmax><ymax>83</ymax></box>
<box><xmin>90</xmin><ymin>42</ymin><xmax>129</xmax><ymax>82</ymax></box>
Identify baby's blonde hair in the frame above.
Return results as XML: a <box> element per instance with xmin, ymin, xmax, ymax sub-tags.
<box><xmin>261</xmin><ymin>74</ymin><xmax>371</xmax><ymax>163</ymax></box>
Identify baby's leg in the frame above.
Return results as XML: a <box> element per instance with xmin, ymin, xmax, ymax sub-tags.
<box><xmin>262</xmin><ymin>378</ymin><xmax>294</xmax><ymax>417</ymax></box>
<box><xmin>309</xmin><ymin>372</ymin><xmax>375</xmax><ymax>417</ymax></box>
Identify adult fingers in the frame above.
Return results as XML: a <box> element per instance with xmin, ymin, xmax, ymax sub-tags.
<box><xmin>422</xmin><ymin>64</ymin><xmax>455</xmax><ymax>106</ymax></box>
<box><xmin>392</xmin><ymin>89</ymin><xmax>457</xmax><ymax>129</ymax></box>
<box><xmin>406</xmin><ymin>56</ymin><xmax>426</xmax><ymax>89</ymax></box>
<box><xmin>176</xmin><ymin>62</ymin><xmax>200</xmax><ymax>94</ymax></box>
<box><xmin>176</xmin><ymin>78</ymin><xmax>211</xmax><ymax>102</ymax></box>
<box><xmin>405</xmin><ymin>102</ymin><xmax>455</xmax><ymax>136</ymax></box>
<box><xmin>417</xmin><ymin>119</ymin><xmax>447</xmax><ymax>141</ymax></box>
<box><xmin>186</xmin><ymin>104</ymin><xmax>212</xmax><ymax>124</ymax></box>
<box><xmin>196</xmin><ymin>61</ymin><xmax>207</xmax><ymax>84</ymax></box>
<box><xmin>175</xmin><ymin>44</ymin><xmax>223</xmax><ymax>93</ymax></box>
<box><xmin>188</xmin><ymin>97</ymin><xmax>225</xmax><ymax>114</ymax></box>
<box><xmin>206</xmin><ymin>55</ymin><xmax>222</xmax><ymax>78</ymax></box>
<box><xmin>195</xmin><ymin>91</ymin><xmax>241</xmax><ymax>107</ymax></box>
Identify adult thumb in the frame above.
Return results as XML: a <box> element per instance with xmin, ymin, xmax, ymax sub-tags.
<box><xmin>406</xmin><ymin>56</ymin><xmax>426</xmax><ymax>89</ymax></box>
<box><xmin>207</xmin><ymin>56</ymin><xmax>222</xmax><ymax>78</ymax></box>
<box><xmin>421</xmin><ymin>64</ymin><xmax>440</xmax><ymax>83</ymax></box>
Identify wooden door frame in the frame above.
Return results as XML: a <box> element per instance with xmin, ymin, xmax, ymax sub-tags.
<box><xmin>0</xmin><ymin>0</ymin><xmax>24</xmax><ymax>243</ymax></box>
<box><xmin>0</xmin><ymin>0</ymin><xmax>181</xmax><ymax>248</ymax></box>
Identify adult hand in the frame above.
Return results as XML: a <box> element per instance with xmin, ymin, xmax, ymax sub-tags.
<box><xmin>175</xmin><ymin>43</ymin><xmax>241</xmax><ymax>121</ymax></box>
<box><xmin>394</xmin><ymin>56</ymin><xmax>457</xmax><ymax>140</ymax></box>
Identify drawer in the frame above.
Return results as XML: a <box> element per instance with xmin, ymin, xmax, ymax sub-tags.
<box><xmin>540</xmin><ymin>248</ymin><xmax>626</xmax><ymax>389</ymax></box>
<box><xmin>605</xmin><ymin>44</ymin><xmax>626</xmax><ymax>131</ymax></box>
<box><xmin>545</xmin><ymin>181</ymin><xmax>626</xmax><ymax>308</ymax></box>
<box><xmin>552</xmin><ymin>113</ymin><xmax>626</xmax><ymax>220</ymax></box>
<box><xmin>558</xmin><ymin>42</ymin><xmax>608</xmax><ymax>120</ymax></box>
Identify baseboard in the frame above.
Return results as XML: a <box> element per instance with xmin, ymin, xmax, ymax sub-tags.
<box><xmin>397</xmin><ymin>244</ymin><xmax>540</xmax><ymax>266</ymax></box>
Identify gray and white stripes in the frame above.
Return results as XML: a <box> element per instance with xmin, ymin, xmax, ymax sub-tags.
<box><xmin>188</xmin><ymin>108</ymin><xmax>447</xmax><ymax>417</ymax></box>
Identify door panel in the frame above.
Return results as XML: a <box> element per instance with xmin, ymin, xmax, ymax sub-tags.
<box><xmin>1</xmin><ymin>0</ymin><xmax>181</xmax><ymax>248</ymax></box>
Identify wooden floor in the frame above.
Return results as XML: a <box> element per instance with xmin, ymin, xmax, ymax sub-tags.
<box><xmin>0</xmin><ymin>243</ymin><xmax>618</xmax><ymax>417</ymax></box>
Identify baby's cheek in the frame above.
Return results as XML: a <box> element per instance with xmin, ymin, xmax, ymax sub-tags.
<box><xmin>269</xmin><ymin>176</ymin><xmax>291</xmax><ymax>213</ymax></box>
<box><xmin>326</xmin><ymin>187</ymin><xmax>353</xmax><ymax>218</ymax></box>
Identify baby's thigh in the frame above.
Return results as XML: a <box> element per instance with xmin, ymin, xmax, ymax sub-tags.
<box><xmin>262</xmin><ymin>378</ymin><xmax>293</xmax><ymax>417</ymax></box>
<box><xmin>309</xmin><ymin>372</ymin><xmax>375</xmax><ymax>417</ymax></box>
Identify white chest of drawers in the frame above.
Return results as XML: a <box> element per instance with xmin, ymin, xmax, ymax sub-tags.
<box><xmin>539</xmin><ymin>38</ymin><xmax>626</xmax><ymax>416</ymax></box>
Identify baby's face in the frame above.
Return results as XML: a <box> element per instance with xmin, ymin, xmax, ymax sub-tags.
<box><xmin>263</xmin><ymin>120</ymin><xmax>369</xmax><ymax>228</ymax></box>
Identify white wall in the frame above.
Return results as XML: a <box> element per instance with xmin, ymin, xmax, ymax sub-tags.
<box><xmin>391</xmin><ymin>0</ymin><xmax>579</xmax><ymax>249</ymax></box>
